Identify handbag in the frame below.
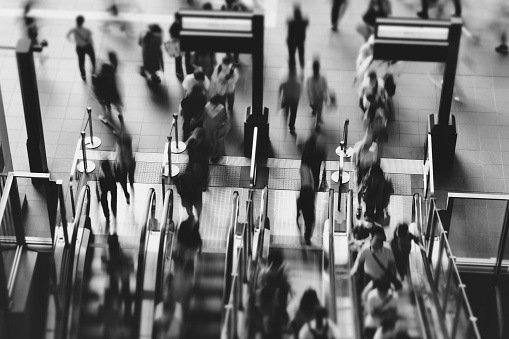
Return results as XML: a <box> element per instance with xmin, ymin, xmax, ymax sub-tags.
<box><xmin>164</xmin><ymin>39</ymin><xmax>181</xmax><ymax>58</ymax></box>
<box><xmin>370</xmin><ymin>246</ymin><xmax>402</xmax><ymax>290</ymax></box>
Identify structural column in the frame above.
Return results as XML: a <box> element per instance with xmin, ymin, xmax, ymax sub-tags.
<box><xmin>16</xmin><ymin>38</ymin><xmax>48</xmax><ymax>175</ymax></box>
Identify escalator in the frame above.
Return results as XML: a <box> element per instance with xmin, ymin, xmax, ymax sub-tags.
<box><xmin>343</xmin><ymin>190</ymin><xmax>454</xmax><ymax>339</ymax></box>
<box><xmin>67</xmin><ymin>188</ymin><xmax>158</xmax><ymax>339</ymax></box>
<box><xmin>181</xmin><ymin>191</ymin><xmax>240</xmax><ymax>339</ymax></box>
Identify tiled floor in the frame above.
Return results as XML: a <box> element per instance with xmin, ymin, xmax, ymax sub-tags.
<box><xmin>2</xmin><ymin>0</ymin><xmax>509</xmax><ymax>259</ymax></box>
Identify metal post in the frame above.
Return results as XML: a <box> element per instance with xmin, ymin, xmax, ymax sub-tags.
<box><xmin>438</xmin><ymin>18</ymin><xmax>462</xmax><ymax>126</ymax></box>
<box><xmin>77</xmin><ymin>131</ymin><xmax>95</xmax><ymax>173</ymax></box>
<box><xmin>84</xmin><ymin>107</ymin><xmax>101</xmax><ymax>149</ymax></box>
<box><xmin>170</xmin><ymin>114</ymin><xmax>186</xmax><ymax>153</ymax></box>
<box><xmin>252</xmin><ymin>13</ymin><xmax>264</xmax><ymax>116</ymax></box>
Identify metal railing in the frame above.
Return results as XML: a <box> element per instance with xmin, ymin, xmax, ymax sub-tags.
<box><xmin>249</xmin><ymin>126</ymin><xmax>258</xmax><ymax>189</ymax></box>
<box><xmin>422</xmin><ymin>196</ymin><xmax>481</xmax><ymax>339</ymax></box>
<box><xmin>423</xmin><ymin>133</ymin><xmax>435</xmax><ymax>200</ymax></box>
<box><xmin>222</xmin><ymin>186</ymin><xmax>269</xmax><ymax>339</ymax></box>
<box><xmin>154</xmin><ymin>189</ymin><xmax>175</xmax><ymax>307</ymax></box>
<box><xmin>325</xmin><ymin>189</ymin><xmax>337</xmax><ymax>321</ymax></box>
<box><xmin>63</xmin><ymin>184</ymin><xmax>91</xmax><ymax>339</ymax></box>
<box><xmin>223</xmin><ymin>192</ymin><xmax>240</xmax><ymax>307</ymax></box>
<box><xmin>345</xmin><ymin>190</ymin><xmax>363</xmax><ymax>339</ymax></box>
<box><xmin>133</xmin><ymin>188</ymin><xmax>157</xmax><ymax>339</ymax></box>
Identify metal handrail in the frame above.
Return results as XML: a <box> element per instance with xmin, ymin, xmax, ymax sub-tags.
<box><xmin>133</xmin><ymin>188</ymin><xmax>156</xmax><ymax>339</ymax></box>
<box><xmin>65</xmin><ymin>184</ymin><xmax>91</xmax><ymax>339</ymax></box>
<box><xmin>424</xmin><ymin>133</ymin><xmax>435</xmax><ymax>199</ymax></box>
<box><xmin>154</xmin><ymin>189</ymin><xmax>174</xmax><ymax>306</ymax></box>
<box><xmin>249</xmin><ymin>127</ymin><xmax>258</xmax><ymax>189</ymax></box>
<box><xmin>327</xmin><ymin>189</ymin><xmax>337</xmax><ymax>321</ymax></box>
<box><xmin>423</xmin><ymin>197</ymin><xmax>481</xmax><ymax>339</ymax></box>
<box><xmin>345</xmin><ymin>190</ymin><xmax>362</xmax><ymax>339</ymax></box>
<box><xmin>223</xmin><ymin>192</ymin><xmax>240</xmax><ymax>306</ymax></box>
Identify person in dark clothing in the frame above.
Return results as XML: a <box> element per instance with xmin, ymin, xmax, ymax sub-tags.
<box><xmin>115</xmin><ymin>124</ymin><xmax>135</xmax><ymax>204</ymax></box>
<box><xmin>186</xmin><ymin>127</ymin><xmax>211</xmax><ymax>191</ymax></box>
<box><xmin>97</xmin><ymin>160</ymin><xmax>117</xmax><ymax>224</ymax></box>
<box><xmin>176</xmin><ymin>170</ymin><xmax>203</xmax><ymax>219</ymax></box>
<box><xmin>139</xmin><ymin>24</ymin><xmax>164</xmax><ymax>83</ymax></box>
<box><xmin>291</xmin><ymin>289</ymin><xmax>320</xmax><ymax>339</ymax></box>
<box><xmin>390</xmin><ymin>223</ymin><xmax>421</xmax><ymax>280</ymax></box>
<box><xmin>169</xmin><ymin>13</ymin><xmax>195</xmax><ymax>80</ymax></box>
<box><xmin>66</xmin><ymin>15</ymin><xmax>96</xmax><ymax>81</ymax></box>
<box><xmin>301</xmin><ymin>132</ymin><xmax>326</xmax><ymax>192</ymax></box>
<box><xmin>287</xmin><ymin>3</ymin><xmax>309</xmax><ymax>70</ymax></box>
<box><xmin>297</xmin><ymin>164</ymin><xmax>315</xmax><ymax>246</ymax></box>
<box><xmin>331</xmin><ymin>0</ymin><xmax>347</xmax><ymax>31</ymax></box>
<box><xmin>279</xmin><ymin>65</ymin><xmax>301</xmax><ymax>133</ymax></box>
<box><xmin>362</xmin><ymin>163</ymin><xmax>392</xmax><ymax>223</ymax></box>
<box><xmin>104</xmin><ymin>233</ymin><xmax>132</xmax><ymax>321</ymax></box>
<box><xmin>93</xmin><ymin>51</ymin><xmax>123</xmax><ymax>125</ymax></box>
<box><xmin>181</xmin><ymin>85</ymin><xmax>207</xmax><ymax>142</ymax></box>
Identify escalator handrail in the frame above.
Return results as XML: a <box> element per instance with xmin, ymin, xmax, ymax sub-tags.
<box><xmin>345</xmin><ymin>189</ymin><xmax>363</xmax><ymax>339</ymax></box>
<box><xmin>252</xmin><ymin>186</ymin><xmax>268</xmax><ymax>263</ymax></box>
<box><xmin>133</xmin><ymin>188</ymin><xmax>156</xmax><ymax>339</ymax></box>
<box><xmin>327</xmin><ymin>189</ymin><xmax>337</xmax><ymax>322</ymax></box>
<box><xmin>223</xmin><ymin>191</ymin><xmax>240</xmax><ymax>306</ymax></box>
<box><xmin>154</xmin><ymin>188</ymin><xmax>174</xmax><ymax>307</ymax></box>
<box><xmin>66</xmin><ymin>185</ymin><xmax>92</xmax><ymax>339</ymax></box>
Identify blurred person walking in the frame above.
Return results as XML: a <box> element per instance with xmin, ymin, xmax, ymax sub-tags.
<box><xmin>153</xmin><ymin>275</ymin><xmax>183</xmax><ymax>339</ymax></box>
<box><xmin>115</xmin><ymin>124</ymin><xmax>135</xmax><ymax>204</ymax></box>
<box><xmin>495</xmin><ymin>0</ymin><xmax>509</xmax><ymax>55</ymax></box>
<box><xmin>362</xmin><ymin>279</ymin><xmax>399</xmax><ymax>339</ymax></box>
<box><xmin>298</xmin><ymin>306</ymin><xmax>341</xmax><ymax>339</ymax></box>
<box><xmin>210</xmin><ymin>56</ymin><xmax>239</xmax><ymax>114</ymax></box>
<box><xmin>97</xmin><ymin>160</ymin><xmax>117</xmax><ymax>225</ymax></box>
<box><xmin>297</xmin><ymin>163</ymin><xmax>315</xmax><ymax>246</ymax></box>
<box><xmin>287</xmin><ymin>3</ymin><xmax>309</xmax><ymax>71</ymax></box>
<box><xmin>93</xmin><ymin>51</ymin><xmax>124</xmax><ymax>125</ymax></box>
<box><xmin>362</xmin><ymin>163</ymin><xmax>393</xmax><ymax>223</ymax></box>
<box><xmin>186</xmin><ymin>127</ymin><xmax>211</xmax><ymax>192</ymax></box>
<box><xmin>331</xmin><ymin>0</ymin><xmax>348</xmax><ymax>32</ymax></box>
<box><xmin>139</xmin><ymin>24</ymin><xmax>164</xmax><ymax>83</ymax></box>
<box><xmin>306</xmin><ymin>59</ymin><xmax>330</xmax><ymax>131</ymax></box>
<box><xmin>168</xmin><ymin>12</ymin><xmax>193</xmax><ymax>80</ymax></box>
<box><xmin>390</xmin><ymin>223</ymin><xmax>422</xmax><ymax>281</ymax></box>
<box><xmin>290</xmin><ymin>289</ymin><xmax>321</xmax><ymax>339</ymax></box>
<box><xmin>192</xmin><ymin>50</ymin><xmax>217</xmax><ymax>80</ymax></box>
<box><xmin>182</xmin><ymin>68</ymin><xmax>210</xmax><ymax>95</ymax></box>
<box><xmin>103</xmin><ymin>233</ymin><xmax>133</xmax><ymax>321</ymax></box>
<box><xmin>278</xmin><ymin>65</ymin><xmax>301</xmax><ymax>133</ymax></box>
<box><xmin>181</xmin><ymin>84</ymin><xmax>207</xmax><ymax>141</ymax></box>
<box><xmin>357</xmin><ymin>0</ymin><xmax>391</xmax><ymax>41</ymax></box>
<box><xmin>351</xmin><ymin>226</ymin><xmax>399</xmax><ymax>289</ymax></box>
<box><xmin>301</xmin><ymin>132</ymin><xmax>326</xmax><ymax>192</ymax></box>
<box><xmin>352</xmin><ymin>135</ymin><xmax>379</xmax><ymax>219</ymax></box>
<box><xmin>203</xmin><ymin>95</ymin><xmax>231</xmax><ymax>161</ymax></box>
<box><xmin>221</xmin><ymin>0</ymin><xmax>241</xmax><ymax>64</ymax></box>
<box><xmin>175</xmin><ymin>170</ymin><xmax>203</xmax><ymax>219</ymax></box>
<box><xmin>258</xmin><ymin>249</ymin><xmax>292</xmax><ymax>329</ymax></box>
<box><xmin>66</xmin><ymin>15</ymin><xmax>96</xmax><ymax>81</ymax></box>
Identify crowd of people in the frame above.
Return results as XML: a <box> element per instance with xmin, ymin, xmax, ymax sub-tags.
<box><xmin>349</xmin><ymin>220</ymin><xmax>424</xmax><ymax>339</ymax></box>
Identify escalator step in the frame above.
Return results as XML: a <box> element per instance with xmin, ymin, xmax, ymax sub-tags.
<box><xmin>189</xmin><ymin>296</ymin><xmax>223</xmax><ymax>314</ymax></box>
<box><xmin>184</xmin><ymin>322</ymin><xmax>222</xmax><ymax>339</ymax></box>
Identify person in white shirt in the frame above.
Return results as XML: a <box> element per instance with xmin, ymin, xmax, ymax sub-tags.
<box><xmin>298</xmin><ymin>307</ymin><xmax>341</xmax><ymax>339</ymax></box>
<box><xmin>210</xmin><ymin>56</ymin><xmax>239</xmax><ymax>113</ymax></box>
<box><xmin>350</xmin><ymin>226</ymin><xmax>397</xmax><ymax>287</ymax></box>
<box><xmin>66</xmin><ymin>15</ymin><xmax>96</xmax><ymax>81</ymax></box>
<box><xmin>182</xmin><ymin>68</ymin><xmax>210</xmax><ymax>96</ymax></box>
<box><xmin>363</xmin><ymin>279</ymin><xmax>398</xmax><ymax>339</ymax></box>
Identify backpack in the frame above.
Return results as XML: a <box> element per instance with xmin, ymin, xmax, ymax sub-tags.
<box><xmin>308</xmin><ymin>322</ymin><xmax>330</xmax><ymax>339</ymax></box>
